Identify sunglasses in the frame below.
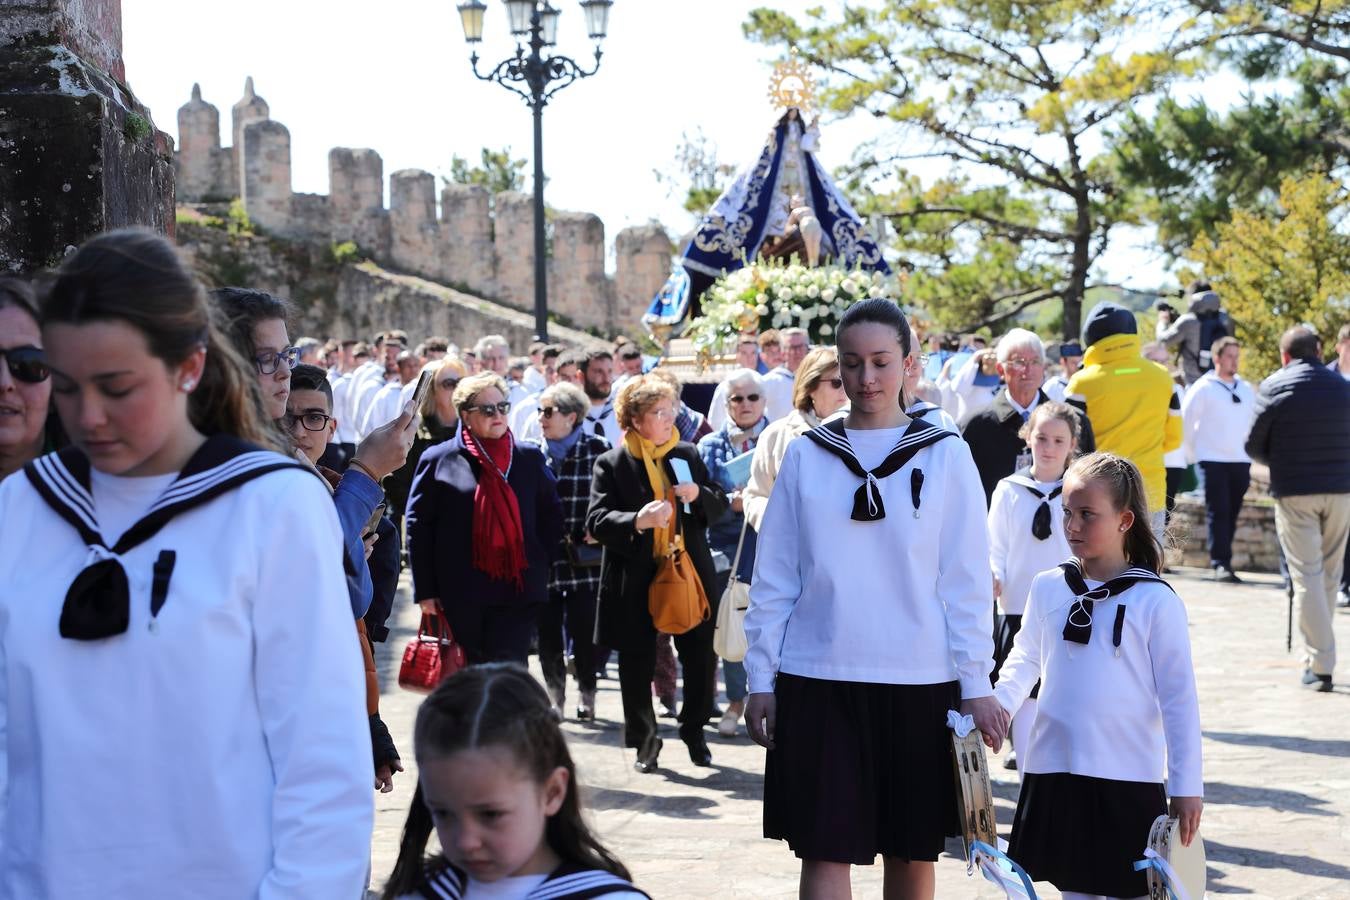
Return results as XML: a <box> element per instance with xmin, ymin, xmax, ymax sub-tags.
<box><xmin>728</xmin><ymin>393</ymin><xmax>761</xmax><ymax>404</ymax></box>
<box><xmin>438</xmin><ymin>377</ymin><xmax>461</xmax><ymax>391</ymax></box>
<box><xmin>466</xmin><ymin>401</ymin><xmax>511</xmax><ymax>417</ymax></box>
<box><xmin>254</xmin><ymin>346</ymin><xmax>301</xmax><ymax>375</ymax></box>
<box><xmin>282</xmin><ymin>411</ymin><xmax>332</xmax><ymax>432</ymax></box>
<box><xmin>0</xmin><ymin>345</ymin><xmax>50</xmax><ymax>383</ymax></box>
<box><xmin>822</xmin><ymin>377</ymin><xmax>843</xmax><ymax>389</ymax></box>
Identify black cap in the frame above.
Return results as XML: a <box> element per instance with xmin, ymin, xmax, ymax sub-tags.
<box><xmin>1059</xmin><ymin>342</ymin><xmax>1083</xmax><ymax>358</ymax></box>
<box><xmin>1081</xmin><ymin>301</ymin><xmax>1138</xmax><ymax>348</ymax></box>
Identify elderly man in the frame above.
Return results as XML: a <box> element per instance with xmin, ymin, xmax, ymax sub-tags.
<box><xmin>762</xmin><ymin>327</ymin><xmax>810</xmax><ymax>421</ymax></box>
<box><xmin>961</xmin><ymin>328</ymin><xmax>1096</xmax><ymax>505</ymax></box>
<box><xmin>1246</xmin><ymin>326</ymin><xmax>1350</xmax><ymax>692</ymax></box>
<box><xmin>1067</xmin><ymin>302</ymin><xmax>1182</xmax><ymax>535</ymax></box>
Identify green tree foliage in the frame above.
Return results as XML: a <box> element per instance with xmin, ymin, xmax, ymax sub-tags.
<box><xmin>1185</xmin><ymin>172</ymin><xmax>1350</xmax><ymax>378</ymax></box>
<box><xmin>745</xmin><ymin>2</ymin><xmax>1203</xmax><ymax>339</ymax></box>
<box><xmin>1185</xmin><ymin>0</ymin><xmax>1350</xmax><ymax>62</ymax></box>
<box><xmin>654</xmin><ymin>129</ymin><xmax>737</xmax><ymax>219</ymax></box>
<box><xmin>448</xmin><ymin>147</ymin><xmax>527</xmax><ymax>194</ymax></box>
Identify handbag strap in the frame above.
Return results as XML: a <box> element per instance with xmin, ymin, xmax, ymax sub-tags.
<box><xmin>420</xmin><ymin>612</ymin><xmax>450</xmax><ymax>642</ymax></box>
<box><xmin>727</xmin><ymin>514</ymin><xmax>751</xmax><ymax>583</ymax></box>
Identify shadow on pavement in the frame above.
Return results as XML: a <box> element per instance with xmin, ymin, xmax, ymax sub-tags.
<box><xmin>1204</xmin><ymin>730</ymin><xmax>1350</xmax><ymax>757</ymax></box>
<box><xmin>581</xmin><ymin>785</ymin><xmax>718</xmax><ymax>819</ymax></box>
<box><xmin>1204</xmin><ymin>780</ymin><xmax>1336</xmax><ymax>817</ymax></box>
<box><xmin>1206</xmin><ymin>840</ymin><xmax>1350</xmax><ymax>879</ymax></box>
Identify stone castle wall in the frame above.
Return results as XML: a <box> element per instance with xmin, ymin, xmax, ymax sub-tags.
<box><xmin>173</xmin><ymin>80</ymin><xmax>673</xmax><ymax>335</ymax></box>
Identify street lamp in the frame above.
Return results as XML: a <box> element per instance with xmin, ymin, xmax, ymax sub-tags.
<box><xmin>455</xmin><ymin>0</ymin><xmax>612</xmax><ymax>341</ymax></box>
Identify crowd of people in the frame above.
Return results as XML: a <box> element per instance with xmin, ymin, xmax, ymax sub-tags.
<box><xmin>0</xmin><ymin>229</ymin><xmax>1348</xmax><ymax>899</ymax></box>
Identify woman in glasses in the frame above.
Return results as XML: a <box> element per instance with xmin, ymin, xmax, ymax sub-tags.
<box><xmin>406</xmin><ymin>371</ymin><xmax>563</xmax><ymax>665</ymax></box>
<box><xmin>586</xmin><ymin>374</ymin><xmax>728</xmax><ymax>774</ymax></box>
<box><xmin>383</xmin><ymin>355</ymin><xmax>467</xmax><ymax>533</ymax></box>
<box><xmin>0</xmin><ymin>277</ymin><xmax>54</xmax><ymax>480</ymax></box>
<box><xmin>0</xmin><ymin>230</ymin><xmax>373</xmax><ymax>898</ymax></box>
<box><xmin>697</xmin><ymin>368</ymin><xmax>769</xmax><ymax>737</ymax></box>
<box><xmin>534</xmin><ymin>380</ymin><xmax>610</xmax><ymax>721</ymax></box>
<box><xmin>741</xmin><ymin>347</ymin><xmax>848</xmax><ymax>532</ymax></box>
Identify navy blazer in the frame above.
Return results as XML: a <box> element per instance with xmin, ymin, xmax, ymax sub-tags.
<box><xmin>406</xmin><ymin>433</ymin><xmax>564</xmax><ymax>608</ymax></box>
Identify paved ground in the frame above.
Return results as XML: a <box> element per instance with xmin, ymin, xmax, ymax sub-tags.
<box><xmin>370</xmin><ymin>566</ymin><xmax>1350</xmax><ymax>899</ymax></box>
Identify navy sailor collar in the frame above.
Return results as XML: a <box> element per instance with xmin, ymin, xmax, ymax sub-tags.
<box><xmin>802</xmin><ymin>416</ymin><xmax>954</xmax><ymax>521</ymax></box>
<box><xmin>24</xmin><ymin>434</ymin><xmax>314</xmax><ymax>640</ymax></box>
<box><xmin>1059</xmin><ymin>559</ymin><xmax>1173</xmax><ymax>649</ymax></box>
<box><xmin>1005</xmin><ymin>468</ymin><xmax>1063</xmax><ymax>541</ymax></box>
<box><xmin>419</xmin><ymin>861</ymin><xmax>652</xmax><ymax>899</ymax></box>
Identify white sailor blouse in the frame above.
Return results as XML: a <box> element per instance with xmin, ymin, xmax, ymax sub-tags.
<box><xmin>0</xmin><ymin>436</ymin><xmax>374</xmax><ymax>899</ymax></box>
<box><xmin>994</xmin><ymin>562</ymin><xmax>1204</xmax><ymax>796</ymax></box>
<box><xmin>745</xmin><ymin>418</ymin><xmax>996</xmax><ymax>698</ymax></box>
<box><xmin>987</xmin><ymin>469</ymin><xmax>1070</xmax><ymax>616</ymax></box>
<box><xmin>401</xmin><ymin>861</ymin><xmax>650</xmax><ymax>900</ymax></box>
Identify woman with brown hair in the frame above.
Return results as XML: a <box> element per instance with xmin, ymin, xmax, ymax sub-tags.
<box><xmin>0</xmin><ymin>229</ymin><xmax>372</xmax><ymax>898</ymax></box>
<box><xmin>0</xmin><ymin>277</ymin><xmax>55</xmax><ymax>479</ymax></box>
<box><xmin>383</xmin><ymin>355</ymin><xmax>466</xmax><ymax>529</ymax></box>
<box><xmin>406</xmin><ymin>372</ymin><xmax>564</xmax><ymax>664</ymax></box>
<box><xmin>586</xmin><ymin>374</ymin><xmax>728</xmax><ymax>773</ymax></box>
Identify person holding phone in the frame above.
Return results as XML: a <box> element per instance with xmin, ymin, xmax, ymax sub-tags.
<box><xmin>406</xmin><ymin>372</ymin><xmax>564</xmax><ymax>665</ymax></box>
<box><xmin>586</xmin><ymin>374</ymin><xmax>728</xmax><ymax>774</ymax></box>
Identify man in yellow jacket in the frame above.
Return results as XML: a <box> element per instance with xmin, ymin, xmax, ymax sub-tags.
<box><xmin>1066</xmin><ymin>301</ymin><xmax>1183</xmax><ymax>534</ymax></box>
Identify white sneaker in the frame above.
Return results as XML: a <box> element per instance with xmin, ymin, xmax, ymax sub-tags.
<box><xmin>718</xmin><ymin>707</ymin><xmax>739</xmax><ymax>738</ymax></box>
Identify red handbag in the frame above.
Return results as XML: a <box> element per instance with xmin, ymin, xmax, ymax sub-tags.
<box><xmin>398</xmin><ymin>613</ymin><xmax>468</xmax><ymax>693</ymax></box>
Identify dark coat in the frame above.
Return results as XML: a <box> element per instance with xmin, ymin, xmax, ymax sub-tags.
<box><xmin>405</xmin><ymin>432</ymin><xmax>564</xmax><ymax>607</ymax></box>
<box><xmin>960</xmin><ymin>388</ymin><xmax>1096</xmax><ymax>506</ymax></box>
<box><xmin>585</xmin><ymin>442</ymin><xmax>728</xmax><ymax>651</ymax></box>
<box><xmin>541</xmin><ymin>432</ymin><xmax>611</xmax><ymax>594</ymax></box>
<box><xmin>1245</xmin><ymin>358</ymin><xmax>1350</xmax><ymax>497</ymax></box>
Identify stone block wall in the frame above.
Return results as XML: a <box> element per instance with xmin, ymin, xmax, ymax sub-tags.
<box><xmin>171</xmin><ymin>80</ymin><xmax>672</xmax><ymax>335</ymax></box>
<box><xmin>1165</xmin><ymin>496</ymin><xmax>1282</xmax><ymax>573</ymax></box>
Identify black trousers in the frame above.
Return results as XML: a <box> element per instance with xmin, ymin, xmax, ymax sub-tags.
<box><xmin>1201</xmin><ymin>461</ymin><xmax>1251</xmax><ymax>568</ymax></box>
<box><xmin>538</xmin><ymin>585</ymin><xmax>598</xmax><ymax>696</ymax></box>
<box><xmin>439</xmin><ymin>600</ymin><xmax>540</xmax><ymax>666</ymax></box>
<box><xmin>1164</xmin><ymin>466</ymin><xmax>1186</xmax><ymax>527</ymax></box>
<box><xmin>618</xmin><ymin>620</ymin><xmax>714</xmax><ymax>752</ymax></box>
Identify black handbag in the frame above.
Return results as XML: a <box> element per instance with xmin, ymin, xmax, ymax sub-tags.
<box><xmin>564</xmin><ymin>536</ymin><xmax>604</xmax><ymax>568</ymax></box>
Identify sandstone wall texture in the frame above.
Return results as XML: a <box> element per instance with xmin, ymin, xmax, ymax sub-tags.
<box><xmin>172</xmin><ymin>80</ymin><xmax>673</xmax><ymax>335</ymax></box>
<box><xmin>1165</xmin><ymin>496</ymin><xmax>1282</xmax><ymax>573</ymax></box>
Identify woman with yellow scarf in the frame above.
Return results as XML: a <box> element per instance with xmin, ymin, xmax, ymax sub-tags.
<box><xmin>587</xmin><ymin>374</ymin><xmax>728</xmax><ymax>774</ymax></box>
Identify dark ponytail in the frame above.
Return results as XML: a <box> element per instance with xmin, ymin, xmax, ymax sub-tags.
<box><xmin>381</xmin><ymin>664</ymin><xmax>633</xmax><ymax>898</ymax></box>
<box><xmin>1066</xmin><ymin>452</ymin><xmax>1163</xmax><ymax>574</ymax></box>
<box><xmin>836</xmin><ymin>297</ymin><xmax>912</xmax><ymax>358</ymax></box>
<box><xmin>42</xmin><ymin>228</ymin><xmax>282</xmax><ymax>452</ymax></box>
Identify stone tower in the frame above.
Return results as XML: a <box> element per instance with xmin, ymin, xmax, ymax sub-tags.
<box><xmin>176</xmin><ymin>84</ymin><xmax>219</xmax><ymax>201</ymax></box>
<box><xmin>231</xmin><ymin>77</ymin><xmax>270</xmax><ymax>175</ymax></box>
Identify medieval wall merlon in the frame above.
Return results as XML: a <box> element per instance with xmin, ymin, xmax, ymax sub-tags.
<box><xmin>241</xmin><ymin>119</ymin><xmax>291</xmax><ymax>236</ymax></box>
<box><xmin>328</xmin><ymin>147</ymin><xmax>390</xmax><ymax>258</ymax></box>
<box><xmin>548</xmin><ymin>212</ymin><xmax>611</xmax><ymax>333</ymax></box>
<box><xmin>390</xmin><ymin>169</ymin><xmax>439</xmax><ymax>278</ymax></box>
<box><xmin>614</xmin><ymin>224</ymin><xmax>674</xmax><ymax>331</ymax></box>
<box><xmin>492</xmin><ymin>191</ymin><xmax>536</xmax><ymax>314</ymax></box>
<box><xmin>439</xmin><ymin>183</ymin><xmax>495</xmax><ymax>296</ymax></box>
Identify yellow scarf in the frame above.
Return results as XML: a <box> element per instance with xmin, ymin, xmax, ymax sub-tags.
<box><xmin>624</xmin><ymin>429</ymin><xmax>679</xmax><ymax>559</ymax></box>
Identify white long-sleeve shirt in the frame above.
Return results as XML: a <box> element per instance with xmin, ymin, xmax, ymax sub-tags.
<box><xmin>329</xmin><ymin>372</ymin><xmax>357</xmax><ymax>444</ymax></box>
<box><xmin>987</xmin><ymin>473</ymin><xmax>1070</xmax><ymax>616</ymax></box>
<box><xmin>948</xmin><ymin>356</ymin><xmax>1001</xmax><ymax>421</ymax></box>
<box><xmin>994</xmin><ymin>570</ymin><xmax>1204</xmax><ymax>796</ymax></box>
<box><xmin>0</xmin><ymin>455</ymin><xmax>373</xmax><ymax>898</ymax></box>
<box><xmin>741</xmin><ymin>408</ymin><xmax>820</xmax><ymax>532</ymax></box>
<box><xmin>1180</xmin><ymin>371</ymin><xmax>1256</xmax><ymax>464</ymax></box>
<box><xmin>745</xmin><ymin>424</ymin><xmax>995</xmax><ymax>698</ymax></box>
<box><xmin>761</xmin><ymin>367</ymin><xmax>796</xmax><ymax>423</ymax></box>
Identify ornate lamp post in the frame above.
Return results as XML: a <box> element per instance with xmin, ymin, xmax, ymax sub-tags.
<box><xmin>456</xmin><ymin>0</ymin><xmax>614</xmax><ymax>341</ymax></box>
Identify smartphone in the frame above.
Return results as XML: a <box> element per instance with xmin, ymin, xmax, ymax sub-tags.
<box><xmin>408</xmin><ymin>368</ymin><xmax>434</xmax><ymax>415</ymax></box>
<box><xmin>362</xmin><ymin>501</ymin><xmax>387</xmax><ymax>539</ymax></box>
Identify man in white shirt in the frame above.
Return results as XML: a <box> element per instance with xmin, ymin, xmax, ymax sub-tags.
<box><xmin>475</xmin><ymin>333</ymin><xmax>530</xmax><ymax>406</ymax></box>
<box><xmin>709</xmin><ymin>334</ymin><xmax>764</xmax><ymax>431</ymax></box>
<box><xmin>522</xmin><ymin>341</ymin><xmax>549</xmax><ymax>394</ymax></box>
<box><xmin>579</xmin><ymin>349</ymin><xmax>618</xmax><ymax>442</ymax></box>
<box><xmin>1181</xmin><ymin>336</ymin><xmax>1257</xmax><ymax>583</ymax></box>
<box><xmin>361</xmin><ymin>349</ymin><xmax>423</xmax><ymax>436</ymax></box>
<box><xmin>762</xmin><ymin>327</ymin><xmax>810</xmax><ymax>422</ymax></box>
<box><xmin>1042</xmin><ymin>341</ymin><xmax>1083</xmax><ymax>402</ymax></box>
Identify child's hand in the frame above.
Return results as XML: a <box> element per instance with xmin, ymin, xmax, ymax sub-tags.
<box><xmin>1170</xmin><ymin>796</ymin><xmax>1203</xmax><ymax>846</ymax></box>
<box><xmin>745</xmin><ymin>692</ymin><xmax>777</xmax><ymax>750</ymax></box>
<box><xmin>960</xmin><ymin>696</ymin><xmax>1010</xmax><ymax>753</ymax></box>
<box><xmin>375</xmin><ymin>759</ymin><xmax>404</xmax><ymax>793</ymax></box>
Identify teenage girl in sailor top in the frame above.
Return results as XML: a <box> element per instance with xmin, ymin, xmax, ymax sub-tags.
<box><xmin>994</xmin><ymin>452</ymin><xmax>1203</xmax><ymax>900</ymax></box>
<box><xmin>744</xmin><ymin>299</ymin><xmax>1007</xmax><ymax>899</ymax></box>
<box><xmin>0</xmin><ymin>230</ymin><xmax>373</xmax><ymax>899</ymax></box>
<box><xmin>383</xmin><ymin>664</ymin><xmax>649</xmax><ymax>900</ymax></box>
<box><xmin>987</xmin><ymin>401</ymin><xmax>1079</xmax><ymax>778</ymax></box>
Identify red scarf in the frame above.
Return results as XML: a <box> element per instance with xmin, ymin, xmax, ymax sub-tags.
<box><xmin>462</xmin><ymin>430</ymin><xmax>528</xmax><ymax>590</ymax></box>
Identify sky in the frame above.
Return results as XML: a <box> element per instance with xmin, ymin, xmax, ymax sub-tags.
<box><xmin>121</xmin><ymin>0</ymin><xmax>1245</xmax><ymax>290</ymax></box>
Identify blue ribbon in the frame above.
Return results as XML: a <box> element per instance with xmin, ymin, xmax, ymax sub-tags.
<box><xmin>1133</xmin><ymin>852</ymin><xmax>1186</xmax><ymax>900</ymax></box>
<box><xmin>970</xmin><ymin>840</ymin><xmax>1038</xmax><ymax>899</ymax></box>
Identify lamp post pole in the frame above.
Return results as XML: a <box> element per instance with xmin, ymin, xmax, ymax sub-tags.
<box><xmin>458</xmin><ymin>0</ymin><xmax>612</xmax><ymax>342</ymax></box>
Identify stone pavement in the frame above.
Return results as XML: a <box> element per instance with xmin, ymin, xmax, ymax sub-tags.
<box><xmin>369</xmin><ymin>567</ymin><xmax>1350</xmax><ymax>899</ymax></box>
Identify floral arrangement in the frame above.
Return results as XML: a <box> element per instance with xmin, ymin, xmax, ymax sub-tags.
<box><xmin>684</xmin><ymin>260</ymin><xmax>901</xmax><ymax>358</ymax></box>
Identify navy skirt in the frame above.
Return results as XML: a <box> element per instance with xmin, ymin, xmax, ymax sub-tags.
<box><xmin>1008</xmin><ymin>771</ymin><xmax>1166</xmax><ymax>896</ymax></box>
<box><xmin>763</xmin><ymin>673</ymin><xmax>960</xmax><ymax>865</ymax></box>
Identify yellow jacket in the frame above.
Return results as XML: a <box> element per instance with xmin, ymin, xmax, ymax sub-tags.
<box><xmin>1066</xmin><ymin>333</ymin><xmax>1182</xmax><ymax>513</ymax></box>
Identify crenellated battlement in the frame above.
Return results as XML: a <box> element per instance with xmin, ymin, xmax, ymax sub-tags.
<box><xmin>174</xmin><ymin>79</ymin><xmax>673</xmax><ymax>334</ymax></box>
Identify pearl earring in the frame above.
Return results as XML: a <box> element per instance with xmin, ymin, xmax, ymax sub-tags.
<box><xmin>182</xmin><ymin>380</ymin><xmax>195</xmax><ymax>391</ymax></box>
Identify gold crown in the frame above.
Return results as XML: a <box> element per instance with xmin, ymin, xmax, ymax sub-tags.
<box><xmin>767</xmin><ymin>54</ymin><xmax>816</xmax><ymax>115</ymax></box>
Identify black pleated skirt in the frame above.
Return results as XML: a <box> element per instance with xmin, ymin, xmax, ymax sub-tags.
<box><xmin>992</xmin><ymin>613</ymin><xmax>1039</xmax><ymax>698</ymax></box>
<box><xmin>763</xmin><ymin>673</ymin><xmax>960</xmax><ymax>865</ymax></box>
<box><xmin>1008</xmin><ymin>772</ymin><xmax>1166</xmax><ymax>896</ymax></box>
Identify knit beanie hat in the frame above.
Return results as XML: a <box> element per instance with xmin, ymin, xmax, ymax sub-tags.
<box><xmin>1081</xmin><ymin>301</ymin><xmax>1138</xmax><ymax>348</ymax></box>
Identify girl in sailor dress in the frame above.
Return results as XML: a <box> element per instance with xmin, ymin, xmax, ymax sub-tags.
<box><xmin>994</xmin><ymin>452</ymin><xmax>1203</xmax><ymax>900</ymax></box>
<box><xmin>744</xmin><ymin>300</ymin><xmax>1006</xmax><ymax>898</ymax></box>
<box><xmin>0</xmin><ymin>231</ymin><xmax>373</xmax><ymax>899</ymax></box>
<box><xmin>987</xmin><ymin>402</ymin><xmax>1079</xmax><ymax>777</ymax></box>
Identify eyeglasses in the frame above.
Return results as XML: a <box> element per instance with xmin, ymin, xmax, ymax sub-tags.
<box><xmin>254</xmin><ymin>346</ymin><xmax>301</xmax><ymax>375</ymax></box>
<box><xmin>438</xmin><ymin>377</ymin><xmax>461</xmax><ymax>391</ymax></box>
<box><xmin>820</xmin><ymin>377</ymin><xmax>843</xmax><ymax>389</ymax></box>
<box><xmin>728</xmin><ymin>393</ymin><xmax>761</xmax><ymax>404</ymax></box>
<box><xmin>0</xmin><ymin>345</ymin><xmax>50</xmax><ymax>383</ymax></box>
<box><xmin>645</xmin><ymin>407</ymin><xmax>674</xmax><ymax>421</ymax></box>
<box><xmin>282</xmin><ymin>411</ymin><xmax>332</xmax><ymax>432</ymax></box>
<box><xmin>466</xmin><ymin>401</ymin><xmax>512</xmax><ymax>417</ymax></box>
<box><xmin>1003</xmin><ymin>358</ymin><xmax>1044</xmax><ymax>371</ymax></box>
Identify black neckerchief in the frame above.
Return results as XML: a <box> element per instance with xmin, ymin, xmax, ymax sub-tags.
<box><xmin>1005</xmin><ymin>469</ymin><xmax>1063</xmax><ymax>540</ymax></box>
<box><xmin>1059</xmin><ymin>559</ymin><xmax>1172</xmax><ymax>650</ymax></box>
<box><xmin>24</xmin><ymin>435</ymin><xmax>313</xmax><ymax>641</ymax></box>
<box><xmin>420</xmin><ymin>860</ymin><xmax>652</xmax><ymax>900</ymax></box>
<box><xmin>802</xmin><ymin>417</ymin><xmax>954</xmax><ymax>521</ymax></box>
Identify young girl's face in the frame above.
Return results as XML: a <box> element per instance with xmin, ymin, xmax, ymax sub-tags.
<box><xmin>1062</xmin><ymin>475</ymin><xmax>1132</xmax><ymax>561</ymax></box>
<box><xmin>1029</xmin><ymin>417</ymin><xmax>1074</xmax><ymax>477</ymax></box>
<box><xmin>420</xmin><ymin>747</ymin><xmax>568</xmax><ymax>883</ymax></box>
<box><xmin>837</xmin><ymin>321</ymin><xmax>905</xmax><ymax>415</ymax></box>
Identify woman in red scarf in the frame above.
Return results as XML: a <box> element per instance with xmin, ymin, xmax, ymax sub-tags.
<box><xmin>406</xmin><ymin>372</ymin><xmax>564</xmax><ymax>664</ymax></box>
